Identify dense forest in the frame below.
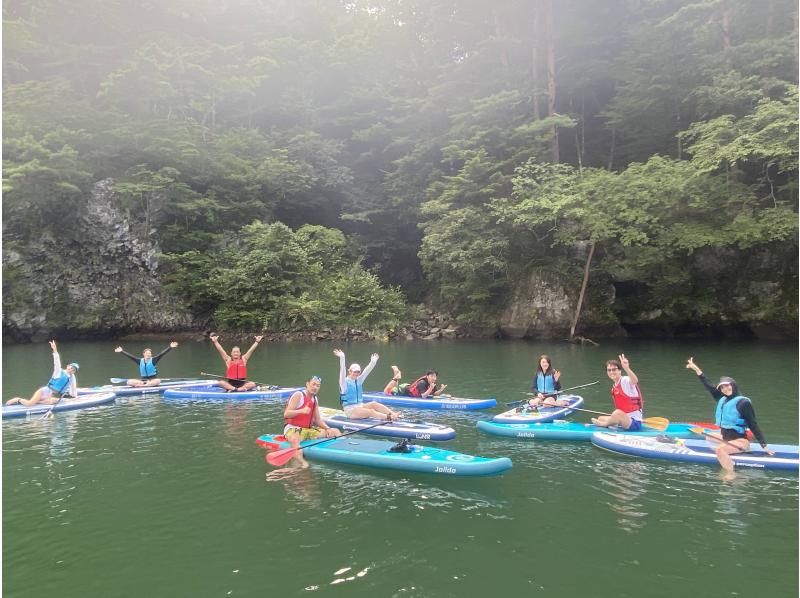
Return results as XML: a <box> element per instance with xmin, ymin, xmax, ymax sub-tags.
<box><xmin>3</xmin><ymin>0</ymin><xmax>798</xmax><ymax>341</ymax></box>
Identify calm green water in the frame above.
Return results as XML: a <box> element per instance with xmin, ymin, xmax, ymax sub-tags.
<box><xmin>3</xmin><ymin>339</ymin><xmax>798</xmax><ymax>597</ymax></box>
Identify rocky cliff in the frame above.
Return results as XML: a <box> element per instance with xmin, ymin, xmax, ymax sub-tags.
<box><xmin>3</xmin><ymin>179</ymin><xmax>195</xmax><ymax>343</ymax></box>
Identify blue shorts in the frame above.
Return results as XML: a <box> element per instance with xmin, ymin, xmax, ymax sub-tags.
<box><xmin>627</xmin><ymin>419</ymin><xmax>643</xmax><ymax>432</ymax></box>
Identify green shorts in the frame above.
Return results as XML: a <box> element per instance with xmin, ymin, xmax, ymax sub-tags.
<box><xmin>284</xmin><ymin>426</ymin><xmax>324</xmax><ymax>441</ymax></box>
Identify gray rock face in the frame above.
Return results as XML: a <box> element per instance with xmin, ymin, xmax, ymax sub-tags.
<box><xmin>2</xmin><ymin>179</ymin><xmax>195</xmax><ymax>342</ymax></box>
<box><xmin>497</xmin><ymin>270</ymin><xmax>575</xmax><ymax>339</ymax></box>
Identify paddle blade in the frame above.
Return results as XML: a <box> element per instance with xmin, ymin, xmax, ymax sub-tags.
<box><xmin>643</xmin><ymin>417</ymin><xmax>669</xmax><ymax>431</ymax></box>
<box><xmin>266</xmin><ymin>447</ymin><xmax>298</xmax><ymax>467</ymax></box>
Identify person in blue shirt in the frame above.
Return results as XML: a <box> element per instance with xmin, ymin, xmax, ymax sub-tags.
<box><xmin>686</xmin><ymin>357</ymin><xmax>774</xmax><ymax>480</ymax></box>
<box><xmin>6</xmin><ymin>340</ymin><xmax>79</xmax><ymax>406</ymax></box>
<box><xmin>114</xmin><ymin>341</ymin><xmax>179</xmax><ymax>387</ymax></box>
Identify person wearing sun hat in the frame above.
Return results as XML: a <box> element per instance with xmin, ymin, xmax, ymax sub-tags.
<box><xmin>333</xmin><ymin>349</ymin><xmax>401</xmax><ymax>421</ymax></box>
<box><xmin>6</xmin><ymin>340</ymin><xmax>80</xmax><ymax>406</ymax></box>
<box><xmin>685</xmin><ymin>356</ymin><xmax>774</xmax><ymax>479</ymax></box>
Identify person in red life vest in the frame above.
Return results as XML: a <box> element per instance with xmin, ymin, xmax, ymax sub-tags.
<box><xmin>685</xmin><ymin>356</ymin><xmax>774</xmax><ymax>480</ymax></box>
<box><xmin>209</xmin><ymin>333</ymin><xmax>264</xmax><ymax>392</ymax></box>
<box><xmin>282</xmin><ymin>375</ymin><xmax>341</xmax><ymax>468</ymax></box>
<box><xmin>591</xmin><ymin>353</ymin><xmax>644</xmax><ymax>431</ymax></box>
<box><xmin>383</xmin><ymin>366</ymin><xmax>448</xmax><ymax>398</ymax></box>
<box><xmin>6</xmin><ymin>340</ymin><xmax>79</xmax><ymax>406</ymax></box>
<box><xmin>114</xmin><ymin>341</ymin><xmax>178</xmax><ymax>387</ymax></box>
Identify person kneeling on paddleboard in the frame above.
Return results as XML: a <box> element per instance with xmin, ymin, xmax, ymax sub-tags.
<box><xmin>591</xmin><ymin>354</ymin><xmax>644</xmax><ymax>432</ymax></box>
<box><xmin>383</xmin><ymin>366</ymin><xmax>448</xmax><ymax>398</ymax></box>
<box><xmin>685</xmin><ymin>357</ymin><xmax>774</xmax><ymax>480</ymax></box>
<box><xmin>282</xmin><ymin>375</ymin><xmax>341</xmax><ymax>468</ymax></box>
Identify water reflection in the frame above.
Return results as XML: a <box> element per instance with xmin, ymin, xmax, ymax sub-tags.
<box><xmin>595</xmin><ymin>460</ymin><xmax>650</xmax><ymax>533</ymax></box>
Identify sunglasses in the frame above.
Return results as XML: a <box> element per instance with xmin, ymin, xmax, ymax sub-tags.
<box><xmin>310</xmin><ymin>375</ymin><xmax>323</xmax><ymax>383</ymax></box>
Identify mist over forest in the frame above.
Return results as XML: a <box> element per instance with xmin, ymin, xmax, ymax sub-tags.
<box><xmin>3</xmin><ymin>0</ymin><xmax>798</xmax><ymax>341</ymax></box>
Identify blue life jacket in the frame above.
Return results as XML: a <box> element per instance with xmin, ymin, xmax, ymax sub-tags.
<box><xmin>715</xmin><ymin>395</ymin><xmax>749</xmax><ymax>434</ymax></box>
<box><xmin>340</xmin><ymin>378</ymin><xmax>362</xmax><ymax>407</ymax></box>
<box><xmin>536</xmin><ymin>372</ymin><xmax>556</xmax><ymax>393</ymax></box>
<box><xmin>139</xmin><ymin>358</ymin><xmax>157</xmax><ymax>378</ymax></box>
<box><xmin>48</xmin><ymin>371</ymin><xmax>71</xmax><ymax>394</ymax></box>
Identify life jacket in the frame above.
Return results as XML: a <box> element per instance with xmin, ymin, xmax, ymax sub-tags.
<box><xmin>226</xmin><ymin>359</ymin><xmax>247</xmax><ymax>381</ymax></box>
<box><xmin>139</xmin><ymin>358</ymin><xmax>157</xmax><ymax>378</ymax></box>
<box><xmin>340</xmin><ymin>378</ymin><xmax>362</xmax><ymax>407</ymax></box>
<box><xmin>285</xmin><ymin>392</ymin><xmax>317</xmax><ymax>429</ymax></box>
<box><xmin>611</xmin><ymin>378</ymin><xmax>643</xmax><ymax>414</ymax></box>
<box><xmin>47</xmin><ymin>371</ymin><xmax>71</xmax><ymax>394</ymax></box>
<box><xmin>535</xmin><ymin>372</ymin><xmax>557</xmax><ymax>393</ymax></box>
<box><xmin>408</xmin><ymin>375</ymin><xmax>428</xmax><ymax>398</ymax></box>
<box><xmin>716</xmin><ymin>395</ymin><xmax>749</xmax><ymax>434</ymax></box>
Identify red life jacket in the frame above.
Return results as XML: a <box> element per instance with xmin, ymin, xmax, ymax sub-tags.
<box><xmin>408</xmin><ymin>375</ymin><xmax>427</xmax><ymax>398</ymax></box>
<box><xmin>226</xmin><ymin>359</ymin><xmax>247</xmax><ymax>381</ymax></box>
<box><xmin>285</xmin><ymin>392</ymin><xmax>316</xmax><ymax>429</ymax></box>
<box><xmin>611</xmin><ymin>378</ymin><xmax>643</xmax><ymax>414</ymax></box>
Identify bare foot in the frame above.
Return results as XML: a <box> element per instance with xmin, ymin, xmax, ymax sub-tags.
<box><xmin>721</xmin><ymin>470</ymin><xmax>737</xmax><ymax>482</ymax></box>
<box><xmin>6</xmin><ymin>397</ymin><xmax>21</xmax><ymax>405</ymax></box>
<box><xmin>391</xmin><ymin>365</ymin><xmax>401</xmax><ymax>380</ymax></box>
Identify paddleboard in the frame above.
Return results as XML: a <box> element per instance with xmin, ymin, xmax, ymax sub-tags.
<box><xmin>257</xmin><ymin>434</ymin><xmax>511</xmax><ymax>476</ymax></box>
<box><xmin>163</xmin><ymin>384</ymin><xmax>301</xmax><ymax>400</ymax></box>
<box><xmin>361</xmin><ymin>392</ymin><xmax>496</xmax><ymax>410</ymax></box>
<box><xmin>3</xmin><ymin>392</ymin><xmax>117</xmax><ymax>419</ymax></box>
<box><xmin>591</xmin><ymin>432</ymin><xmax>799</xmax><ymax>472</ymax></box>
<box><xmin>492</xmin><ymin>394</ymin><xmax>584</xmax><ymax>424</ymax></box>
<box><xmin>476</xmin><ymin>419</ymin><xmax>701</xmax><ymax>441</ymax></box>
<box><xmin>318</xmin><ymin>406</ymin><xmax>456</xmax><ymax>441</ymax></box>
<box><xmin>80</xmin><ymin>378</ymin><xmax>210</xmax><ymax>397</ymax></box>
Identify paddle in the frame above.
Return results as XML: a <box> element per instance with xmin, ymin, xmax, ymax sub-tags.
<box><xmin>266</xmin><ymin>420</ymin><xmax>390</xmax><ymax>466</ymax></box>
<box><xmin>39</xmin><ymin>394</ymin><xmax>67</xmax><ymax>420</ymax></box>
<box><xmin>561</xmin><ymin>406</ymin><xmax>669</xmax><ymax>431</ymax></box>
<box><xmin>687</xmin><ymin>426</ymin><xmax>769</xmax><ymax>455</ymax></box>
<box><xmin>506</xmin><ymin>381</ymin><xmax>600</xmax><ymax>407</ymax></box>
<box><xmin>109</xmin><ymin>377</ymin><xmax>196</xmax><ymax>384</ymax></box>
<box><xmin>199</xmin><ymin>372</ymin><xmax>280</xmax><ymax>389</ymax></box>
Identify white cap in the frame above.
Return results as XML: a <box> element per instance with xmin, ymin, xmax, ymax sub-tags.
<box><xmin>349</xmin><ymin>363</ymin><xmax>362</xmax><ymax>372</ymax></box>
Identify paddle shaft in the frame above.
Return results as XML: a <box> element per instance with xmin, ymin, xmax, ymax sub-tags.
<box><xmin>109</xmin><ymin>377</ymin><xmax>194</xmax><ymax>384</ymax></box>
<box><xmin>267</xmin><ymin>420</ymin><xmax>390</xmax><ymax>465</ymax></box>
<box><xmin>200</xmin><ymin>372</ymin><xmax>275</xmax><ymax>387</ymax></box>
<box><xmin>508</xmin><ymin>381</ymin><xmax>599</xmax><ymax>407</ymax></box>
<box><xmin>688</xmin><ymin>427</ymin><xmax>763</xmax><ymax>453</ymax></box>
<box><xmin>39</xmin><ymin>394</ymin><xmax>65</xmax><ymax>420</ymax></box>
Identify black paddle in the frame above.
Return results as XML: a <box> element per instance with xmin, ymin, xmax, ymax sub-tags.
<box><xmin>506</xmin><ymin>381</ymin><xmax>600</xmax><ymax>407</ymax></box>
<box><xmin>199</xmin><ymin>372</ymin><xmax>281</xmax><ymax>389</ymax></box>
<box><xmin>266</xmin><ymin>421</ymin><xmax>390</xmax><ymax>466</ymax></box>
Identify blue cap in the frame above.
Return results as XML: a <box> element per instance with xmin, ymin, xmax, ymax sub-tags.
<box><xmin>68</xmin><ymin>363</ymin><xmax>80</xmax><ymax>371</ymax></box>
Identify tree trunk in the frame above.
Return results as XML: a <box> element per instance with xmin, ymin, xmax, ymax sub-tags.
<box><xmin>531</xmin><ymin>0</ymin><xmax>540</xmax><ymax>120</ymax></box>
<box><xmin>545</xmin><ymin>0</ymin><xmax>559</xmax><ymax>163</ymax></box>
<box><xmin>569</xmin><ymin>240</ymin><xmax>595</xmax><ymax>339</ymax></box>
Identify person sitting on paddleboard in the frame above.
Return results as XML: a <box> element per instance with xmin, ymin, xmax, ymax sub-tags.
<box><xmin>114</xmin><ymin>341</ymin><xmax>178</xmax><ymax>387</ymax></box>
<box><xmin>527</xmin><ymin>355</ymin><xmax>567</xmax><ymax>407</ymax></box>
<box><xmin>334</xmin><ymin>349</ymin><xmax>400</xmax><ymax>421</ymax></box>
<box><xmin>282</xmin><ymin>375</ymin><xmax>341</xmax><ymax>468</ymax></box>
<box><xmin>6</xmin><ymin>340</ymin><xmax>79</xmax><ymax>406</ymax></box>
<box><xmin>383</xmin><ymin>366</ymin><xmax>448</xmax><ymax>398</ymax></box>
<box><xmin>591</xmin><ymin>354</ymin><xmax>644</xmax><ymax>431</ymax></box>
<box><xmin>209</xmin><ymin>333</ymin><xmax>263</xmax><ymax>391</ymax></box>
<box><xmin>685</xmin><ymin>357</ymin><xmax>774</xmax><ymax>479</ymax></box>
